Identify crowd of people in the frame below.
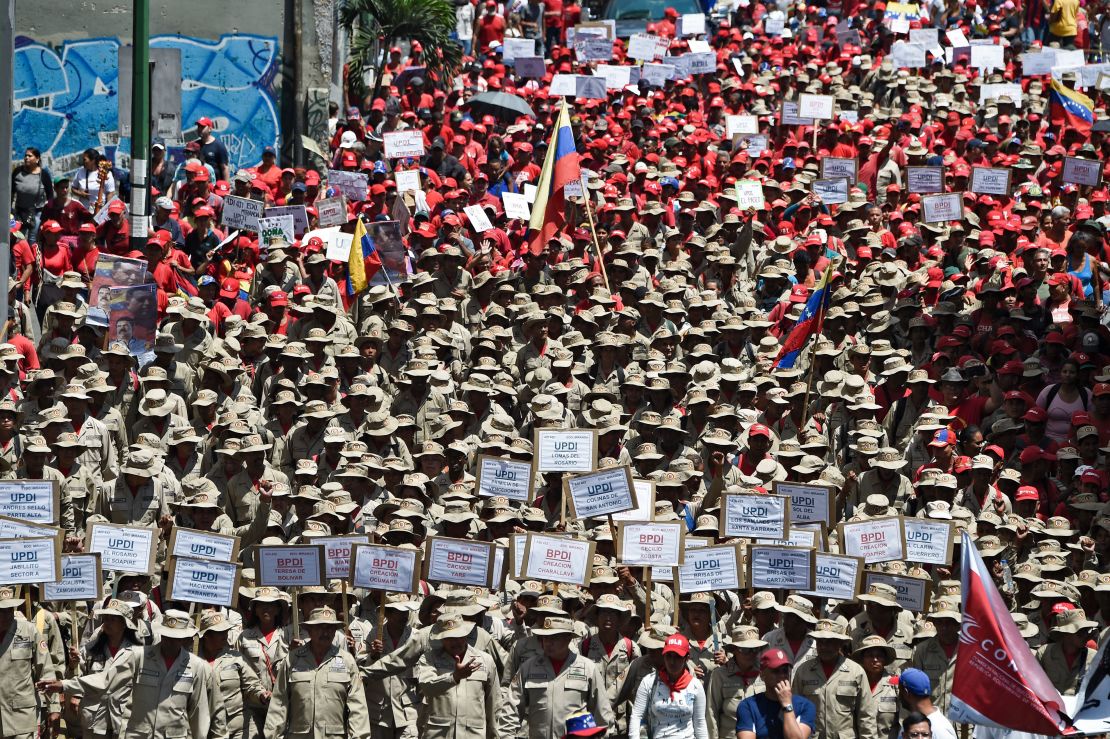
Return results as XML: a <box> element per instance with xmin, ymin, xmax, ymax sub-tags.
<box><xmin>6</xmin><ymin>0</ymin><xmax>1110</xmax><ymax>737</ymax></box>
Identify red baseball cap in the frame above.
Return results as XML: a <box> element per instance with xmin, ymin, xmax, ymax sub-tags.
<box><xmin>196</xmin><ymin>116</ymin><xmax>215</xmax><ymax>127</ymax></box>
<box><xmin>1015</xmin><ymin>485</ymin><xmax>1039</xmax><ymax>502</ymax></box>
<box><xmin>219</xmin><ymin>278</ymin><xmax>240</xmax><ymax>299</ymax></box>
<box><xmin>788</xmin><ymin>285</ymin><xmax>809</xmax><ymax>303</ymax></box>
<box><xmin>760</xmin><ymin>649</ymin><xmax>792</xmax><ymax>670</ymax></box>
<box><xmin>749</xmin><ymin>423</ymin><xmax>772</xmax><ymax>439</ymax></box>
<box><xmin>269</xmin><ymin>291</ymin><xmax>289</xmax><ymax>307</ymax></box>
<box><xmin>662</xmin><ymin>634</ymin><xmax>690</xmax><ymax>657</ymax></box>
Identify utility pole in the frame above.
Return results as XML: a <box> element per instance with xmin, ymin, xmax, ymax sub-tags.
<box><xmin>0</xmin><ymin>0</ymin><xmax>14</xmax><ymax>331</ymax></box>
<box><xmin>129</xmin><ymin>0</ymin><xmax>151</xmax><ymax>251</ymax></box>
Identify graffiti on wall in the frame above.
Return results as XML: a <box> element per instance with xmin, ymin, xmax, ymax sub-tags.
<box><xmin>13</xmin><ymin>33</ymin><xmax>280</xmax><ymax>173</ymax></box>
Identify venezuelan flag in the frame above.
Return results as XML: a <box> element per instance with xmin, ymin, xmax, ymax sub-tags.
<box><xmin>346</xmin><ymin>217</ymin><xmax>381</xmax><ymax>296</ymax></box>
<box><xmin>774</xmin><ymin>264</ymin><xmax>834</xmax><ymax>369</ymax></box>
<box><xmin>528</xmin><ymin>99</ymin><xmax>582</xmax><ymax>255</ymax></box>
<box><xmin>1047</xmin><ymin>79</ymin><xmax>1093</xmax><ymax>136</ymax></box>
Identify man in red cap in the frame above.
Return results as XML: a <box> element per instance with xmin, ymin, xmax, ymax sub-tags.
<box><xmin>195</xmin><ymin>116</ymin><xmax>230</xmax><ymax>182</ymax></box>
<box><xmin>736</xmin><ymin>649</ymin><xmax>816</xmax><ymax>739</ymax></box>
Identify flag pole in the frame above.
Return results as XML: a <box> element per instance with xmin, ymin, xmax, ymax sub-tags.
<box><xmin>580</xmin><ymin>184</ymin><xmax>611</xmax><ymax>294</ymax></box>
<box><xmin>356</xmin><ymin>214</ymin><xmax>402</xmax><ymax>308</ymax></box>
<box><xmin>799</xmin><ymin>264</ymin><xmax>834</xmax><ymax>429</ymax></box>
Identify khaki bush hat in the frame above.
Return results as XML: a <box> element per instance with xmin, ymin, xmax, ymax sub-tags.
<box><xmin>158</xmin><ymin>610</ymin><xmax>198</xmax><ymax>638</ymax></box>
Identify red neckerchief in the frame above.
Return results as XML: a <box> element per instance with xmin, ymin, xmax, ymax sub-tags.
<box><xmin>660</xmin><ymin>668</ymin><xmax>693</xmax><ymax>698</ymax></box>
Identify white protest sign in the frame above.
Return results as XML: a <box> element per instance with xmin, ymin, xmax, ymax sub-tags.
<box><xmin>566</xmin><ymin>466</ymin><xmax>636</xmax><ymax>519</ymax></box>
<box><xmin>463</xmin><ymin>205</ymin><xmax>494</xmax><ymax>233</ymax></box>
<box><xmin>735</xmin><ymin>134</ymin><xmax>768</xmax><ymax>157</ymax></box>
<box><xmin>327</xmin><ymin>169</ymin><xmax>368</xmax><ymax>201</ymax></box>
<box><xmin>838</xmin><ymin>516</ymin><xmax>906</xmax><ymax>564</ymax></box>
<box><xmin>383</xmin><ymin>130</ymin><xmax>426</xmax><ymax>159</ymax></box>
<box><xmin>351</xmin><ymin>543</ymin><xmax>421</xmax><ymax>592</ymax></box>
<box><xmin>921</xmin><ymin>193</ymin><xmax>963</xmax><ymax>224</ymax></box>
<box><xmin>168</xmin><ymin>527</ymin><xmax>239</xmax><ymax>563</ymax></box>
<box><xmin>722</xmin><ymin>494</ymin><xmax>790</xmax><ymax>540</ymax></box>
<box><xmin>1063</xmin><ymin>157</ymin><xmax>1102</xmax><ymax>187</ymax></box>
<box><xmin>166</xmin><ymin>557</ymin><xmax>239</xmax><ymax>607</ymax></box>
<box><xmin>904</xmin><ymin>519</ymin><xmax>955</xmax><ymax>565</ymax></box>
<box><xmin>765</xmin><ymin>17</ymin><xmax>785</xmax><ymax>35</ymax></box>
<box><xmin>576</xmin><ymin>76</ymin><xmax>608</xmax><ymax>100</ymax></box>
<box><xmin>748</xmin><ymin>545</ymin><xmax>815</xmax><ymax>590</ymax></box>
<box><xmin>44</xmin><ymin>553</ymin><xmax>101</xmax><ymax>602</ymax></box>
<box><xmin>318</xmin><ymin>535</ymin><xmax>371</xmax><ymax>579</ymax></box>
<box><xmin>813</xmin><ymin>178</ymin><xmax>849</xmax><ymax>204</ymax></box>
<box><xmin>509</xmin><ymin>533</ymin><xmax>528</xmax><ymax>579</ymax></box>
<box><xmin>574</xmin><ymin>37</ymin><xmax>612</xmax><ymax>62</ymax></box>
<box><xmin>734</xmin><ymin>179</ymin><xmax>766</xmax><ymax>211</ymax></box>
<box><xmin>629</xmin><ymin>33</ymin><xmax>663</xmax><ymax>60</ymax></box>
<box><xmin>476</xmin><ymin>455</ymin><xmax>533</xmax><ymax>502</ymax></box>
<box><xmin>257</xmin><ymin>215</ymin><xmax>295</xmax><ymax>245</ymax></box>
<box><xmin>86</xmin><ymin>523</ymin><xmax>156</xmax><ymax>574</ymax></box>
<box><xmin>315</xmin><ymin>195</ymin><xmax>348</xmax><ymax>228</ymax></box>
<box><xmin>221</xmin><ymin>195</ymin><xmax>264</xmax><ymax>231</ymax></box>
<box><xmin>0</xmin><ymin>480</ymin><xmax>58</xmax><ymax>525</ymax></box>
<box><xmin>640</xmin><ymin>63</ymin><xmax>675</xmax><ymax>86</ymax></box>
<box><xmin>781</xmin><ymin>101</ymin><xmax>813</xmax><ymax>126</ymax></box>
<box><xmin>726</xmin><ymin>115</ymin><xmax>759</xmax><ymax>138</ymax></box>
<box><xmin>515</xmin><ymin>57</ymin><xmax>546</xmax><ymax>78</ymax></box>
<box><xmin>425</xmin><ymin>537</ymin><xmax>496</xmax><ymax>587</ymax></box>
<box><xmin>970</xmin><ymin>44</ymin><xmax>1004</xmax><ymax>71</ymax></box>
<box><xmin>92</xmin><ymin>197</ymin><xmax>123</xmax><ymax>226</ymax></box>
<box><xmin>0</xmin><ymin>516</ymin><xmax>59</xmax><ymax>543</ymax></box>
<box><xmin>864</xmin><ymin>571</ymin><xmax>932</xmax><ymax>611</ymax></box>
<box><xmin>946</xmin><ymin>28</ymin><xmax>968</xmax><ymax>47</ymax></box>
<box><xmin>909</xmin><ymin>27</ymin><xmax>938</xmax><ymax>46</ymax></box>
<box><xmin>596</xmin><ymin>64</ymin><xmax>632</xmax><ymax>89</ymax></box>
<box><xmin>970</xmin><ymin>166</ymin><xmax>1012</xmax><ymax>195</ymax></box>
<box><xmin>676</xmin><ymin>543</ymin><xmax>743</xmax><ymax>593</ymax></box>
<box><xmin>617</xmin><ymin>522</ymin><xmax>684</xmax><ymax>565</ymax></box>
<box><xmin>892</xmin><ymin>42</ymin><xmax>927</xmax><ymax>68</ymax></box>
<box><xmin>679</xmin><ymin>12</ymin><xmax>705</xmax><ymax>35</ymax></box>
<box><xmin>523</xmin><ymin>183</ymin><xmax>538</xmax><ymax>203</ymax></box>
<box><xmin>979</xmin><ymin>83</ymin><xmax>1023</xmax><ymax>107</ymax></box>
<box><xmin>907</xmin><ymin>166</ymin><xmax>944</xmax><ymax>194</ymax></box>
<box><xmin>535</xmin><ymin>429</ymin><xmax>597</xmax><ymax>473</ymax></box>
<box><xmin>394</xmin><ymin>169</ymin><xmax>422</xmax><ymax>193</ymax></box>
<box><xmin>821</xmin><ymin>157</ymin><xmax>857</xmax><ymax>184</ymax></box>
<box><xmin>760</xmin><ymin>526</ymin><xmax>823</xmax><ymax>550</ymax></box>
<box><xmin>256</xmin><ymin>545</ymin><xmax>325</xmax><ymax>587</ymax></box>
<box><xmin>611</xmin><ymin>479</ymin><xmax>655</xmax><ymax>523</ymax></box>
<box><xmin>264</xmin><ymin>204</ymin><xmax>309</xmax><ymax>236</ymax></box>
<box><xmin>1053</xmin><ymin>48</ymin><xmax>1086</xmax><ymax>69</ymax></box>
<box><xmin>773</xmin><ymin>482</ymin><xmax>834</xmax><ymax>526</ymax></box>
<box><xmin>503</xmin><ymin>37</ymin><xmax>536</xmax><ymax>63</ymax></box>
<box><xmin>550</xmin><ymin>74</ymin><xmax>579</xmax><ymax>97</ymax></box>
<box><xmin>1021</xmin><ymin>50</ymin><xmax>1057</xmax><ymax>76</ymax></box>
<box><xmin>686</xmin><ymin>39</ymin><xmax>711</xmax><ymax>54</ymax></box>
<box><xmin>0</xmin><ymin>537</ymin><xmax>59</xmax><ymax>583</ymax></box>
<box><xmin>501</xmin><ymin>192</ymin><xmax>531</xmax><ymax>221</ymax></box>
<box><xmin>521</xmin><ymin>533</ymin><xmax>594</xmax><ymax>586</ymax></box>
<box><xmin>315</xmin><ymin>227</ymin><xmax>354</xmax><ymax>262</ymax></box>
<box><xmin>799</xmin><ymin>552</ymin><xmax>863</xmax><ymax>601</ymax></box>
<box><xmin>798</xmin><ymin>93</ymin><xmax>834</xmax><ymax>120</ymax></box>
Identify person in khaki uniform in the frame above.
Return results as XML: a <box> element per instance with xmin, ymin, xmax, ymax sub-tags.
<box><xmin>853</xmin><ymin>635</ymin><xmax>900</xmax><ymax>739</ymax></box>
<box><xmin>501</xmin><ymin>617</ymin><xmax>614</xmax><ymax>739</ymax></box>
<box><xmin>264</xmin><ymin>607</ymin><xmax>371</xmax><ymax>739</ymax></box>
<box><xmin>360</xmin><ymin>594</ymin><xmax>420</xmax><ymax>739</ymax></box>
<box><xmin>909</xmin><ymin>599</ymin><xmax>961</xmax><ymax>714</ymax></box>
<box><xmin>46</xmin><ymin>610</ymin><xmax>224</xmax><ymax>739</ymax></box>
<box><xmin>198</xmin><ymin>611</ymin><xmax>268</xmax><ymax>739</ymax></box>
<box><xmin>1036</xmin><ymin>607</ymin><xmax>1100</xmax><ymax>696</ymax></box>
<box><xmin>577</xmin><ymin>594</ymin><xmax>638</xmax><ymax>730</ymax></box>
<box><xmin>75</xmin><ymin>598</ymin><xmax>144</xmax><ymax>739</ymax></box>
<box><xmin>0</xmin><ymin>586</ymin><xmax>60</xmax><ymax>739</ymax></box>
<box><xmin>792</xmin><ymin>619</ymin><xmax>877</xmax><ymax>739</ymax></box>
<box><xmin>238</xmin><ymin>586</ymin><xmax>289</xmax><ymax>738</ymax></box>
<box><xmin>413</xmin><ymin>615</ymin><xmax>501</xmax><ymax>739</ymax></box>
<box><xmin>848</xmin><ymin>584</ymin><xmax>914</xmax><ymax>669</ymax></box>
<box><xmin>706</xmin><ymin>626</ymin><xmax>766</xmax><ymax>739</ymax></box>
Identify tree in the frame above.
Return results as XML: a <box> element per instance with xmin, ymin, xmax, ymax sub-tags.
<box><xmin>340</xmin><ymin>0</ymin><xmax>464</xmax><ymax>101</ymax></box>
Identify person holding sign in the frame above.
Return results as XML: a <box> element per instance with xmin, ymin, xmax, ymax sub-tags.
<box><xmin>790</xmin><ymin>620</ymin><xmax>876</xmax><ymax>739</ymax></box>
<box><xmin>627</xmin><ymin>634</ymin><xmax>708</xmax><ymax>739</ymax></box>
<box><xmin>264</xmin><ymin>607</ymin><xmax>372</xmax><ymax>739</ymax></box>
<box><xmin>198</xmin><ymin>611</ymin><xmax>269</xmax><ymax>739</ymax></box>
<box><xmin>413</xmin><ymin>615</ymin><xmax>501</xmax><ymax>739</ymax></box>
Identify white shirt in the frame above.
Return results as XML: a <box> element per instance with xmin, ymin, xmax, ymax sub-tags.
<box><xmin>897</xmin><ymin>708</ymin><xmax>958</xmax><ymax>739</ymax></box>
<box><xmin>73</xmin><ymin>165</ymin><xmax>115</xmax><ymax>210</ymax></box>
<box><xmin>628</xmin><ymin>671</ymin><xmax>709</xmax><ymax>739</ymax></box>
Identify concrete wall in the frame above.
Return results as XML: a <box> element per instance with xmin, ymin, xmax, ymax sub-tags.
<box><xmin>12</xmin><ymin>0</ymin><xmax>334</xmax><ymax>173</ymax></box>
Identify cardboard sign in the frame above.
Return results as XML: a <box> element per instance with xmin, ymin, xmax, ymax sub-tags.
<box><xmin>907</xmin><ymin>166</ymin><xmax>944</xmax><ymax>194</ymax></box>
<box><xmin>979</xmin><ymin>83</ymin><xmax>1023</xmax><ymax>107</ymax></box>
<box><xmin>781</xmin><ymin>101</ymin><xmax>813</xmax><ymax>126</ymax></box>
<box><xmin>821</xmin><ymin>157</ymin><xmax>857</xmax><ymax>184</ymax></box>
<box><xmin>970</xmin><ymin>166</ymin><xmax>1012</xmax><ymax>195</ymax></box>
<box><xmin>463</xmin><ymin>205</ymin><xmax>494</xmax><ymax>233</ymax></box>
<box><xmin>502</xmin><ymin>192</ymin><xmax>532</xmax><ymax>221</ymax></box>
<box><xmin>904</xmin><ymin>519</ymin><xmax>956</xmax><ymax>565</ymax></box>
<box><xmin>970</xmin><ymin>44</ymin><xmax>1004</xmax><ymax>71</ymax></box>
<box><xmin>734</xmin><ymin>179</ymin><xmax>766</xmax><ymax>211</ymax></box>
<box><xmin>628</xmin><ymin>33</ymin><xmax>664</xmax><ymax>61</ymax></box>
<box><xmin>327</xmin><ymin>169</ymin><xmax>369</xmax><ymax>201</ymax></box>
<box><xmin>641</xmin><ymin>63</ymin><xmax>675</xmax><ymax>86</ymax></box>
<box><xmin>318</xmin><ymin>535</ymin><xmax>371</xmax><ymax>579</ymax></box>
<box><xmin>799</xmin><ymin>552</ymin><xmax>864</xmax><ymax>601</ymax></box>
<box><xmin>891</xmin><ymin>41</ymin><xmax>927</xmax><ymax>68</ymax></box>
<box><xmin>515</xmin><ymin>56</ymin><xmax>546</xmax><ymax>78</ymax></box>
<box><xmin>735</xmin><ymin>134</ymin><xmax>769</xmax><ymax>158</ymax></box>
<box><xmin>351</xmin><ymin>543</ymin><xmax>421</xmax><ymax>592</ymax></box>
<box><xmin>773</xmin><ymin>482</ymin><xmax>834</xmax><ymax>526</ymax></box>
<box><xmin>503</xmin><ymin>37</ymin><xmax>537</xmax><ymax>63</ymax></box>
<box><xmin>676</xmin><ymin>543</ymin><xmax>743</xmax><ymax>593</ymax></box>
<box><xmin>1021</xmin><ymin>50</ymin><xmax>1057</xmax><ymax>76</ymax></box>
<box><xmin>508</xmin><ymin>533</ymin><xmax>529</xmax><ymax>579</ymax></box>
<box><xmin>264</xmin><ymin>204</ymin><xmax>309</xmax><ymax>236</ymax></box>
<box><xmin>679</xmin><ymin>12</ymin><xmax>705</xmax><ymax>35</ymax></box>
<box><xmin>575</xmin><ymin>74</ymin><xmax>610</xmax><ymax>99</ymax></box>
<box><xmin>257</xmin><ymin>215</ymin><xmax>295</xmax><ymax>245</ymax></box>
<box><xmin>922</xmin><ymin>193</ymin><xmax>963</xmax><ymax>224</ymax></box>
<box><xmin>574</xmin><ymin>36</ymin><xmax>612</xmax><ymax>62</ymax></box>
<box><xmin>394</xmin><ymin>170</ymin><xmax>421</xmax><ymax>194</ymax></box>
<box><xmin>612</xmin><ymin>479</ymin><xmax>655</xmax><ymax>522</ymax></box>
<box><xmin>86</xmin><ymin>523</ymin><xmax>157</xmax><ymax>574</ymax></box>
<box><xmin>617</xmin><ymin>522</ymin><xmax>684</xmax><ymax>566</ymax></box>
<box><xmin>813</xmin><ymin>178</ymin><xmax>849</xmax><ymax>204</ymax></box>
<box><xmin>838</xmin><ymin>516</ymin><xmax>906</xmax><ymax>564</ymax></box>
<box><xmin>43</xmin><ymin>553</ymin><xmax>101</xmax><ymax>602</ymax></box>
<box><xmin>682</xmin><ymin>51</ymin><xmax>716</xmax><ymax>75</ymax></box>
<box><xmin>476</xmin><ymin>455</ymin><xmax>534</xmax><ymax>503</ymax></box>
<box><xmin>798</xmin><ymin>94</ymin><xmax>835</xmax><ymax>120</ymax></box>
<box><xmin>864</xmin><ymin>571</ymin><xmax>932</xmax><ymax>611</ymax></box>
<box><xmin>764</xmin><ymin>17</ymin><xmax>785</xmax><ymax>35</ymax></box>
<box><xmin>534</xmin><ymin>429</ymin><xmax>598</xmax><ymax>473</ymax></box>
<box><xmin>383</xmin><ymin>130</ymin><xmax>426</xmax><ymax>159</ymax></box>
<box><xmin>0</xmin><ymin>480</ymin><xmax>59</xmax><ymax>525</ymax></box>
<box><xmin>221</xmin><ymin>195</ymin><xmax>264</xmax><ymax>232</ymax></box>
<box><xmin>748</xmin><ymin>545</ymin><xmax>816</xmax><ymax>590</ymax></box>
<box><xmin>425</xmin><ymin>537</ymin><xmax>496</xmax><ymax>587</ymax></box>
<box><xmin>722</xmin><ymin>494</ymin><xmax>790</xmax><ymax>540</ymax></box>
<box><xmin>165</xmin><ymin>557</ymin><xmax>240</xmax><ymax>607</ymax></box>
<box><xmin>315</xmin><ymin>195</ymin><xmax>349</xmax><ymax>227</ymax></box>
<box><xmin>566</xmin><ymin>466</ymin><xmax>636</xmax><ymax>519</ymax></box>
<box><xmin>1063</xmin><ymin>157</ymin><xmax>1102</xmax><ymax>187</ymax></box>
<box><xmin>726</xmin><ymin>115</ymin><xmax>759</xmax><ymax>138</ymax></box>
<box><xmin>760</xmin><ymin>525</ymin><xmax>824</xmax><ymax>550</ymax></box>
<box><xmin>313</xmin><ymin>227</ymin><xmax>354</xmax><ymax>262</ymax></box>
<box><xmin>0</xmin><ymin>516</ymin><xmax>60</xmax><ymax>544</ymax></box>
<box><xmin>256</xmin><ymin>544</ymin><xmax>325</xmax><ymax>587</ymax></box>
<box><xmin>168</xmin><ymin>527</ymin><xmax>239</xmax><ymax>563</ymax></box>
<box><xmin>0</xmin><ymin>536</ymin><xmax>60</xmax><ymax>584</ymax></box>
<box><xmin>521</xmin><ymin>533</ymin><xmax>595</xmax><ymax>586</ymax></box>
<box><xmin>596</xmin><ymin>64</ymin><xmax>631</xmax><ymax>90</ymax></box>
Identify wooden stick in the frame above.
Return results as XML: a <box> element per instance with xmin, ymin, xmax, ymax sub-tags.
<box><xmin>341</xmin><ymin>580</ymin><xmax>350</xmax><ymax>627</ymax></box>
<box><xmin>24</xmin><ymin>591</ymin><xmax>31</xmax><ymax>620</ymax></box>
<box><xmin>71</xmin><ymin>601</ymin><xmax>79</xmax><ymax>651</ymax></box>
<box><xmin>292</xmin><ymin>591</ymin><xmax>300</xmax><ymax>642</ymax></box>
<box><xmin>581</xmin><ymin>188</ymin><xmax>611</xmax><ymax>293</ymax></box>
<box><xmin>644</xmin><ymin>568</ymin><xmax>653</xmax><ymax>627</ymax></box>
<box><xmin>376</xmin><ymin>590</ymin><xmax>386</xmax><ymax>637</ymax></box>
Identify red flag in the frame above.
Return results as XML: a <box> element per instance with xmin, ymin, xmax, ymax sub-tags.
<box><xmin>950</xmin><ymin>531</ymin><xmax>1073</xmax><ymax>735</ymax></box>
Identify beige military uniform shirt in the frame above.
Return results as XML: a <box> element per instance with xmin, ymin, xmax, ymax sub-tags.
<box><xmin>762</xmin><ymin>629</ymin><xmax>815</xmax><ymax>672</ymax></box>
<box><xmin>910</xmin><ymin>638</ymin><xmax>957</xmax><ymax>713</ymax></box>
<box><xmin>0</xmin><ymin>618</ymin><xmax>60</xmax><ymax>737</ymax></box>
<box><xmin>870</xmin><ymin>671</ymin><xmax>900</xmax><ymax>739</ymax></box>
<box><xmin>705</xmin><ymin>666</ymin><xmax>762</xmax><ymax>739</ymax></box>
<box><xmin>1036</xmin><ymin>643</ymin><xmax>1098</xmax><ymax>696</ymax></box>
<box><xmin>225</xmin><ymin>465</ymin><xmax>289</xmax><ymax>526</ymax></box>
<box><xmin>96</xmin><ymin>476</ymin><xmax>169</xmax><ymax>526</ymax></box>
<box><xmin>264</xmin><ymin>643</ymin><xmax>372</xmax><ymax>739</ymax></box>
<box><xmin>77</xmin><ymin>637</ymin><xmax>142</xmax><ymax>738</ymax></box>
<box><xmin>360</xmin><ymin>623</ymin><xmax>419</xmax><ymax>735</ymax></box>
<box><xmin>792</xmin><ymin>656</ymin><xmax>878</xmax><ymax>739</ymax></box>
<box><xmin>501</xmin><ymin>652</ymin><xmax>615</xmax><ymax>739</ymax></box>
<box><xmin>414</xmin><ymin>644</ymin><xmax>501</xmax><ymax>739</ymax></box>
<box><xmin>211</xmin><ymin>648</ymin><xmax>266</xmax><ymax>739</ymax></box>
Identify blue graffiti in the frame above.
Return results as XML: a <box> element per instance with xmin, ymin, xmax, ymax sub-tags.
<box><xmin>13</xmin><ymin>33</ymin><xmax>280</xmax><ymax>172</ymax></box>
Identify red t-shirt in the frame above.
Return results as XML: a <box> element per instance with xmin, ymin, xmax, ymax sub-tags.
<box><xmin>476</xmin><ymin>14</ymin><xmax>506</xmax><ymax>48</ymax></box>
<box><xmin>40</xmin><ymin>243</ymin><xmax>72</xmax><ymax>276</ymax></box>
